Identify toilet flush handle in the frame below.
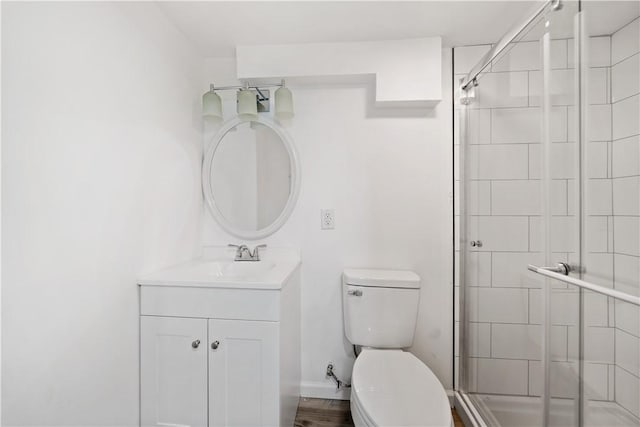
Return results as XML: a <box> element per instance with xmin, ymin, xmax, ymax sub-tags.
<box><xmin>347</xmin><ymin>289</ymin><xmax>363</xmax><ymax>297</ymax></box>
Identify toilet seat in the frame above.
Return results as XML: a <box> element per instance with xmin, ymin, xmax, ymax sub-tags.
<box><xmin>351</xmin><ymin>349</ymin><xmax>451</xmax><ymax>427</ymax></box>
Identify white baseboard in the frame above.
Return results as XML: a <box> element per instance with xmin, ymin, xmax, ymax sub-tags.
<box><xmin>300</xmin><ymin>381</ymin><xmax>351</xmax><ymax>401</ymax></box>
<box><xmin>446</xmin><ymin>389</ymin><xmax>455</xmax><ymax>407</ymax></box>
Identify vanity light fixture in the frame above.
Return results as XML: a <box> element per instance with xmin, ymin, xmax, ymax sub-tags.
<box><xmin>201</xmin><ymin>80</ymin><xmax>293</xmax><ymax>122</ymax></box>
<box><xmin>237</xmin><ymin>83</ymin><xmax>258</xmax><ymax>120</ymax></box>
<box><xmin>274</xmin><ymin>80</ymin><xmax>294</xmax><ymax>120</ymax></box>
<box><xmin>202</xmin><ymin>84</ymin><xmax>223</xmax><ymax>124</ymax></box>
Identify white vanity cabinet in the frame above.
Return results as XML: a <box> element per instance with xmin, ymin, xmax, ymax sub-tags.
<box><xmin>138</xmin><ymin>256</ymin><xmax>301</xmax><ymax>427</ymax></box>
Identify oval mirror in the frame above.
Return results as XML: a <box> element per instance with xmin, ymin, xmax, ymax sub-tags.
<box><xmin>202</xmin><ymin>117</ymin><xmax>300</xmax><ymax>240</ymax></box>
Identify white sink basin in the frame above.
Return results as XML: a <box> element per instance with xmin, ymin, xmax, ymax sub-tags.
<box><xmin>138</xmin><ymin>248</ymin><xmax>299</xmax><ymax>290</ymax></box>
<box><xmin>221</xmin><ymin>261</ymin><xmax>276</xmax><ymax>278</ymax></box>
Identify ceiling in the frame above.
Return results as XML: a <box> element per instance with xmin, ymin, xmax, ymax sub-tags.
<box><xmin>158</xmin><ymin>1</ymin><xmax>640</xmax><ymax>58</ymax></box>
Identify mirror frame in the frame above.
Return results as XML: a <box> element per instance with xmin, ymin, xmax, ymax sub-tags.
<box><xmin>202</xmin><ymin>116</ymin><xmax>301</xmax><ymax>240</ymax></box>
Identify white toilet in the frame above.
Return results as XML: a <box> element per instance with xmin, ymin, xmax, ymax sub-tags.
<box><xmin>343</xmin><ymin>268</ymin><xmax>452</xmax><ymax>427</ymax></box>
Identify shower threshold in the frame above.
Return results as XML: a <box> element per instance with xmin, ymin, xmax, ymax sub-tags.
<box><xmin>458</xmin><ymin>393</ymin><xmax>639</xmax><ymax>427</ymax></box>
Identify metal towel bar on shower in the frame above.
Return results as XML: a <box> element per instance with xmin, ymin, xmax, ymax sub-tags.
<box><xmin>528</xmin><ymin>264</ymin><xmax>640</xmax><ymax>307</ymax></box>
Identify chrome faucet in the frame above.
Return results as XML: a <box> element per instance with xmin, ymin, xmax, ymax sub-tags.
<box><xmin>228</xmin><ymin>244</ymin><xmax>267</xmax><ymax>261</ymax></box>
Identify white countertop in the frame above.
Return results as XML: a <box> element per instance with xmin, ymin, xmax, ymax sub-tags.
<box><xmin>138</xmin><ymin>247</ymin><xmax>301</xmax><ymax>290</ymax></box>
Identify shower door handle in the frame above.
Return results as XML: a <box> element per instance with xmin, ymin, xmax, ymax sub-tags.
<box><xmin>536</xmin><ymin>262</ymin><xmax>571</xmax><ymax>276</ymax></box>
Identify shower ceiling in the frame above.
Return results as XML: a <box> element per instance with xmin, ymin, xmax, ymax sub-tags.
<box><xmin>158</xmin><ymin>1</ymin><xmax>639</xmax><ymax>57</ymax></box>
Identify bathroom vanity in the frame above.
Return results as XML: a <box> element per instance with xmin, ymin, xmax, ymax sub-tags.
<box><xmin>138</xmin><ymin>247</ymin><xmax>301</xmax><ymax>427</ymax></box>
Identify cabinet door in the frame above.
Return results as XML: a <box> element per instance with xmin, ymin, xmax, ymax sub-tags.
<box><xmin>209</xmin><ymin>319</ymin><xmax>279</xmax><ymax>427</ymax></box>
<box><xmin>141</xmin><ymin>316</ymin><xmax>208</xmax><ymax>427</ymax></box>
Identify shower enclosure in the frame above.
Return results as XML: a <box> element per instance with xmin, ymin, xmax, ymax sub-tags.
<box><xmin>455</xmin><ymin>1</ymin><xmax>640</xmax><ymax>426</ymax></box>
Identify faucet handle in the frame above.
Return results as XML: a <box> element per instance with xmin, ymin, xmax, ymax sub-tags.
<box><xmin>228</xmin><ymin>243</ymin><xmax>247</xmax><ymax>256</ymax></box>
<box><xmin>251</xmin><ymin>244</ymin><xmax>267</xmax><ymax>260</ymax></box>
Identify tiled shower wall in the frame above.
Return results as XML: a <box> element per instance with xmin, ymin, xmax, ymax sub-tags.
<box><xmin>610</xmin><ymin>16</ymin><xmax>640</xmax><ymax>419</ymax></box>
<box><xmin>453</xmin><ymin>29</ymin><xmax>631</xmax><ymax>404</ymax></box>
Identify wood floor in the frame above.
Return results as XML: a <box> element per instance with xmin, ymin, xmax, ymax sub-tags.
<box><xmin>294</xmin><ymin>397</ymin><xmax>465</xmax><ymax>427</ymax></box>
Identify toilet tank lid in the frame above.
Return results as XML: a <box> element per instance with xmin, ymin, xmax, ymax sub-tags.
<box><xmin>343</xmin><ymin>268</ymin><xmax>420</xmax><ymax>289</ymax></box>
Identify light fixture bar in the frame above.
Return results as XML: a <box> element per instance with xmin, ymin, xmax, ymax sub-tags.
<box><xmin>207</xmin><ymin>82</ymin><xmax>284</xmax><ymax>91</ymax></box>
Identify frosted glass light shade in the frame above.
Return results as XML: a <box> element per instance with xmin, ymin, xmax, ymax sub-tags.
<box><xmin>275</xmin><ymin>86</ymin><xmax>294</xmax><ymax>120</ymax></box>
<box><xmin>237</xmin><ymin>89</ymin><xmax>258</xmax><ymax>120</ymax></box>
<box><xmin>202</xmin><ymin>90</ymin><xmax>222</xmax><ymax>124</ymax></box>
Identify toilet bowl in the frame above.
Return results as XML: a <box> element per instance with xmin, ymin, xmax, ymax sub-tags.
<box><xmin>342</xmin><ymin>269</ymin><xmax>452</xmax><ymax>427</ymax></box>
<box><xmin>350</xmin><ymin>349</ymin><xmax>451</xmax><ymax>427</ymax></box>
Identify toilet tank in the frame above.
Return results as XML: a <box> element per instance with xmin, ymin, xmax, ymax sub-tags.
<box><xmin>342</xmin><ymin>269</ymin><xmax>420</xmax><ymax>348</ymax></box>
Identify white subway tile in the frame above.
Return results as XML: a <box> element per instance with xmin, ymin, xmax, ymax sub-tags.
<box><xmin>613</xmin><ymin>94</ymin><xmax>640</xmax><ymax>140</ymax></box>
<box><xmin>477</xmin><ymin>287</ymin><xmax>529</xmax><ymax>323</ymax></box>
<box><xmin>529</xmin><ymin>361</ymin><xmax>580</xmax><ymax>398</ymax></box>
<box><xmin>492</xmin><ymin>252</ymin><xmax>544</xmax><ymax>288</ymax></box>
<box><xmin>492</xmin><ymin>108</ymin><xmax>539</xmax><ymax>144</ymax></box>
<box><xmin>583</xmin><ymin>363</ymin><xmax>609</xmax><ymax>401</ymax></box>
<box><xmin>551</xmin><ymin>39</ymin><xmax>568</xmax><ymax>69</ymax></box>
<box><xmin>589</xmin><ymin>67</ymin><xmax>610</xmax><ymax>105</ymax></box>
<box><xmin>616</xmin><ymin>300</ymin><xmax>640</xmax><ymax>337</ymax></box>
<box><xmin>614</xmin><ymin>253</ymin><xmax>640</xmax><ymax>296</ymax></box>
<box><xmin>585</xmin><ymin>216</ymin><xmax>608</xmax><ymax>253</ymax></box>
<box><xmin>584</xmin><ymin>327</ymin><xmax>615</xmax><ymax>364</ymax></box>
<box><xmin>616</xmin><ymin>329</ymin><xmax>640</xmax><ymax>377</ymax></box>
<box><xmin>612</xmin><ymin>135</ymin><xmax>640</xmax><ymax>177</ymax></box>
<box><xmin>584</xmin><ymin>253</ymin><xmax>614</xmax><ymax>288</ymax></box>
<box><xmin>529</xmin><ymin>216</ymin><xmax>578</xmax><ymax>253</ymax></box>
<box><xmin>612</xmin><ymin>53</ymin><xmax>640</xmax><ymax>102</ymax></box>
<box><xmin>615</xmin><ymin>367</ymin><xmax>640</xmax><ymax>418</ymax></box>
<box><xmin>468</xmin><ymin>322</ymin><xmax>491</xmax><ymax>358</ymax></box>
<box><xmin>613</xmin><ymin>176</ymin><xmax>640</xmax><ymax>216</ymax></box>
<box><xmin>467</xmin><ymin>144</ymin><xmax>529</xmax><ymax>180</ymax></box>
<box><xmin>587</xmin><ymin>141</ymin><xmax>609</xmax><ymax>179</ymax></box>
<box><xmin>612</xmin><ymin>17</ymin><xmax>640</xmax><ymax>65</ymax></box>
<box><xmin>465</xmin><ymin>286</ymin><xmax>479</xmax><ymax>322</ymax></box>
<box><xmin>477</xmin><ymin>358</ymin><xmax>529</xmax><ymax>395</ymax></box>
<box><xmin>590</xmin><ymin>104</ymin><xmax>613</xmax><ymax>142</ymax></box>
<box><xmin>491</xmin><ymin>323</ymin><xmax>567</xmax><ymax>361</ymax></box>
<box><xmin>491</xmin><ymin>107</ymin><xmax>567</xmax><ymax>144</ymax></box>
<box><xmin>529</xmin><ymin>69</ymin><xmax>574</xmax><ymax>107</ymax></box>
<box><xmin>473</xmin><ymin>216</ymin><xmax>529</xmax><ymax>252</ymax></box>
<box><xmin>569</xmin><ymin>36</ymin><xmax>612</xmax><ymax>68</ymax></box>
<box><xmin>551</xmin><ymin>290</ymin><xmax>581</xmax><ymax>326</ymax></box>
<box><xmin>608</xmin><ymin>216</ymin><xmax>615</xmax><ymax>252</ymax></box>
<box><xmin>614</xmin><ymin>216</ymin><xmax>640</xmax><ymax>256</ymax></box>
<box><xmin>462</xmin><ymin>180</ymin><xmax>491</xmax><ymax>215</ymax></box>
<box><xmin>583</xmin><ymin>292</ymin><xmax>609</xmax><ymax>327</ymax></box>
<box><xmin>529</xmin><ymin>143</ymin><xmax>577</xmax><ymax>180</ymax></box>
<box><xmin>608</xmin><ymin>365</ymin><xmax>616</xmax><ymax>401</ymax></box>
<box><xmin>455</xmin><ymin>45</ymin><xmax>492</xmax><ymax>74</ymax></box>
<box><xmin>491</xmin><ymin>180</ymin><xmax>541</xmax><ymax>215</ymax></box>
<box><xmin>569</xmin><ymin>105</ymin><xmax>612</xmax><ymax>142</ymax></box>
<box><xmin>467</xmin><ymin>109</ymin><xmax>492</xmax><ymax>145</ymax></box>
<box><xmin>466</xmin><ymin>251</ymin><xmax>492</xmax><ymax>287</ymax></box>
<box><xmin>491</xmin><ymin>41</ymin><xmax>539</xmax><ymax>72</ymax></box>
<box><xmin>568</xmin><ymin>180</ymin><xmax>577</xmax><ymax>216</ymax></box>
<box><xmin>586</xmin><ymin>179</ymin><xmax>612</xmax><ymax>216</ymax></box>
<box><xmin>551</xmin><ymin>180</ymin><xmax>569</xmax><ymax>215</ymax></box>
<box><xmin>475</xmin><ymin>71</ymin><xmax>529</xmax><ymax>108</ymax></box>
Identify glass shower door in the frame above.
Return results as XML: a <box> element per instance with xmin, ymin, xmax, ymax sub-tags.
<box><xmin>457</xmin><ymin>1</ymin><xmax>581</xmax><ymax>425</ymax></box>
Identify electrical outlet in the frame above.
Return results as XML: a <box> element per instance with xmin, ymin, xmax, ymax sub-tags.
<box><xmin>321</xmin><ymin>209</ymin><xmax>335</xmax><ymax>230</ymax></box>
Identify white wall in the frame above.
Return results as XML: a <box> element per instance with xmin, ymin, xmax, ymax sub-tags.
<box><xmin>2</xmin><ymin>2</ymin><xmax>202</xmax><ymax>425</ymax></box>
<box><xmin>202</xmin><ymin>52</ymin><xmax>454</xmax><ymax>397</ymax></box>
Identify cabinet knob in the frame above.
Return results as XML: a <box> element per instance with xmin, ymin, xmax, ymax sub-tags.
<box><xmin>192</xmin><ymin>340</ymin><xmax>201</xmax><ymax>349</ymax></box>
<box><xmin>211</xmin><ymin>340</ymin><xmax>220</xmax><ymax>350</ymax></box>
